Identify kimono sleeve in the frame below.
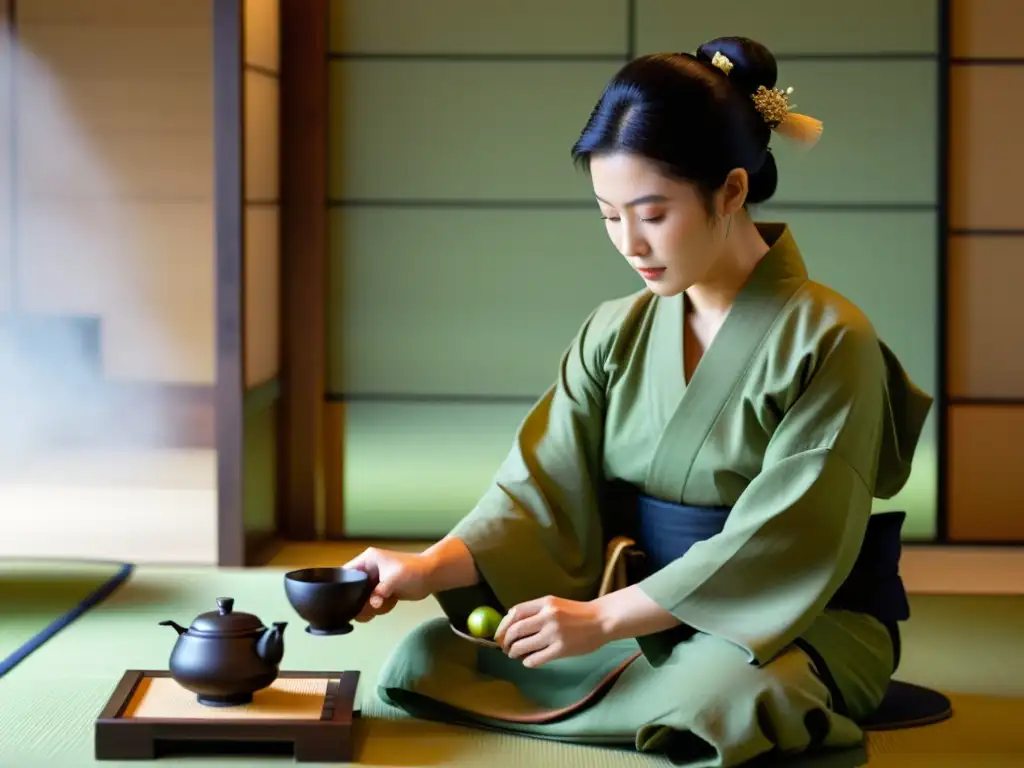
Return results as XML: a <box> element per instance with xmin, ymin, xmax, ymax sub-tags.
<box><xmin>636</xmin><ymin>321</ymin><xmax>931</xmax><ymax>667</ymax></box>
<box><xmin>435</xmin><ymin>299</ymin><xmax>630</xmax><ymax>621</ymax></box>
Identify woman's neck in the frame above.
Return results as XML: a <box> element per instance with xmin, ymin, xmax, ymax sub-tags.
<box><xmin>685</xmin><ymin>212</ymin><xmax>770</xmax><ymax>317</ymax></box>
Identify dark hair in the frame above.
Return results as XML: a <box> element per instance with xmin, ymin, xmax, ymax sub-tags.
<box><xmin>571</xmin><ymin>36</ymin><xmax>780</xmax><ymax>210</ymax></box>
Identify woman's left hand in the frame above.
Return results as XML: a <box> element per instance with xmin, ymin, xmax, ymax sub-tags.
<box><xmin>494</xmin><ymin>596</ymin><xmax>609</xmax><ymax>668</ymax></box>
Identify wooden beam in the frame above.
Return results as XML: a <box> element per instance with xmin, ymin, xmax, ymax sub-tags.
<box><xmin>278</xmin><ymin>0</ymin><xmax>328</xmax><ymax>540</ymax></box>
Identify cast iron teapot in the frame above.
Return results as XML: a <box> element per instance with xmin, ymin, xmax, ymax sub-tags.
<box><xmin>160</xmin><ymin>597</ymin><xmax>287</xmax><ymax>706</ymax></box>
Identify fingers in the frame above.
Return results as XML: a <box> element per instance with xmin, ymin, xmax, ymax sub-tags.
<box><xmin>368</xmin><ymin>590</ymin><xmax>396</xmax><ymax>610</ymax></box>
<box><xmin>374</xmin><ymin>573</ymin><xmax>399</xmax><ymax>601</ymax></box>
<box><xmin>506</xmin><ymin>626</ymin><xmax>550</xmax><ymax>660</ymax></box>
<box><xmin>494</xmin><ymin>611</ymin><xmax>514</xmax><ymax>646</ymax></box>
<box><xmin>373</xmin><ymin>595</ymin><xmax>398</xmax><ymax>616</ymax></box>
<box><xmin>494</xmin><ymin>599</ymin><xmax>544</xmax><ymax>644</ymax></box>
<box><xmin>499</xmin><ymin>613</ymin><xmax>545</xmax><ymax>654</ymax></box>
<box><xmin>343</xmin><ymin>548</ymin><xmax>381</xmax><ymax>582</ymax></box>
<box><xmin>354</xmin><ymin>595</ymin><xmax>397</xmax><ymax>623</ymax></box>
<box><xmin>521</xmin><ymin>642</ymin><xmax>562</xmax><ymax>669</ymax></box>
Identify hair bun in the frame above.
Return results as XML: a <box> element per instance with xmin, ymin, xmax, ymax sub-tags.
<box><xmin>695</xmin><ymin>37</ymin><xmax>777</xmax><ymax>96</ymax></box>
<box><xmin>696</xmin><ymin>36</ymin><xmax>823</xmax><ymax>148</ymax></box>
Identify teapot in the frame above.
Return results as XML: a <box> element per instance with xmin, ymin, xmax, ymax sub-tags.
<box><xmin>160</xmin><ymin>597</ymin><xmax>287</xmax><ymax>706</ymax></box>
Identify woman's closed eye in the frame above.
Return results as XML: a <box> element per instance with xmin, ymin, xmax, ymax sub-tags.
<box><xmin>600</xmin><ymin>213</ymin><xmax>665</xmax><ymax>223</ymax></box>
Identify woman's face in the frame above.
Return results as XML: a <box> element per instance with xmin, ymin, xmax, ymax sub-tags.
<box><xmin>589</xmin><ymin>152</ymin><xmax>733</xmax><ymax>297</ymax></box>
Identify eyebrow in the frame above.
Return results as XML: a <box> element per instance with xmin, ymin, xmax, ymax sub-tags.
<box><xmin>595</xmin><ymin>194</ymin><xmax>668</xmax><ymax>208</ymax></box>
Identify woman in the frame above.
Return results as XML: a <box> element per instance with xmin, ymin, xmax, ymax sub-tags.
<box><xmin>344</xmin><ymin>36</ymin><xmax>932</xmax><ymax>767</ymax></box>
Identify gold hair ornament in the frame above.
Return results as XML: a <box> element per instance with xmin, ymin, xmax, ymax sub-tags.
<box><xmin>709</xmin><ymin>51</ymin><xmax>823</xmax><ymax>148</ymax></box>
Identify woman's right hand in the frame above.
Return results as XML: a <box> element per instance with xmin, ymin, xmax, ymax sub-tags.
<box><xmin>343</xmin><ymin>547</ymin><xmax>438</xmax><ymax>622</ymax></box>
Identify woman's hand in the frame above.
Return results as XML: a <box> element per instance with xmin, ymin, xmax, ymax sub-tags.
<box><xmin>343</xmin><ymin>548</ymin><xmax>439</xmax><ymax>622</ymax></box>
<box><xmin>494</xmin><ymin>596</ymin><xmax>610</xmax><ymax>668</ymax></box>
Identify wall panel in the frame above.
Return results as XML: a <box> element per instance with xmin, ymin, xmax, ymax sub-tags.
<box><xmin>330</xmin><ymin>208</ymin><xmax>937</xmax><ymax>398</ymax></box>
<box><xmin>15</xmin><ymin>17</ymin><xmax>212</xmax><ymax>201</ymax></box>
<box><xmin>244</xmin><ymin>0</ymin><xmax>279</xmax><ymax>71</ymax></box>
<box><xmin>328</xmin><ymin>60</ymin><xmax>616</xmax><ymax>201</ymax></box>
<box><xmin>636</xmin><ymin>0</ymin><xmax>938</xmax><ymax>57</ymax></box>
<box><xmin>949</xmin><ymin>66</ymin><xmax>1024</xmax><ymax>231</ymax></box>
<box><xmin>244</xmin><ymin>70</ymin><xmax>279</xmax><ymax>201</ymax></box>
<box><xmin>14</xmin><ymin>24</ymin><xmax>211</xmax><ymax>80</ymax></box>
<box><xmin>243</xmin><ymin>395</ymin><xmax>279</xmax><ymax>547</ymax></box>
<box><xmin>240</xmin><ymin>0</ymin><xmax>281</xmax><ymax>555</ymax></box>
<box><xmin>330</xmin><ymin>60</ymin><xmax>936</xmax><ymax>206</ymax></box>
<box><xmin>948</xmin><ymin>235</ymin><xmax>1024</xmax><ymax>399</ymax></box>
<box><xmin>951</xmin><ymin>0</ymin><xmax>1024</xmax><ymax>58</ymax></box>
<box><xmin>14</xmin><ymin>4</ymin><xmax>214</xmax><ymax>384</ymax></box>
<box><xmin>17</xmin><ymin>0</ymin><xmax>208</xmax><ymax>26</ymax></box>
<box><xmin>328</xmin><ymin>0</ymin><xmax>628</xmax><ymax>56</ymax></box>
<box><xmin>18</xmin><ymin>130</ymin><xmax>211</xmax><ymax>202</ymax></box>
<box><xmin>341</xmin><ymin>400</ymin><xmax>532</xmax><ymax>538</ymax></box>
<box><xmin>765</xmin><ymin>61</ymin><xmax>936</xmax><ymax>205</ymax></box>
<box><xmin>771</xmin><ymin>210</ymin><xmax>937</xmax><ymax>394</ymax></box>
<box><xmin>17</xmin><ymin>201</ymin><xmax>215</xmax><ymax>382</ymax></box>
<box><xmin>242</xmin><ymin>0</ymin><xmax>280</xmax><ymax>389</ymax></box>
<box><xmin>948</xmin><ymin>406</ymin><xmax>1024</xmax><ymax>542</ymax></box>
<box><xmin>244</xmin><ymin>206</ymin><xmax>280</xmax><ymax>387</ymax></box>
<box><xmin>328</xmin><ymin>207</ymin><xmax>637</xmax><ymax>397</ymax></box>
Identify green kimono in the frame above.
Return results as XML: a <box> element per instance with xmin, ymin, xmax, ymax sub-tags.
<box><xmin>376</xmin><ymin>222</ymin><xmax>932</xmax><ymax>767</ymax></box>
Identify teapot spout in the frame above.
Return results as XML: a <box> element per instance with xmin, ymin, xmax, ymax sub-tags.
<box><xmin>256</xmin><ymin>621</ymin><xmax>287</xmax><ymax>666</ymax></box>
<box><xmin>159</xmin><ymin>620</ymin><xmax>188</xmax><ymax>636</ymax></box>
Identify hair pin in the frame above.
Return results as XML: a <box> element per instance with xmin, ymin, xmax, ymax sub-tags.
<box><xmin>709</xmin><ymin>50</ymin><xmax>823</xmax><ymax>148</ymax></box>
<box><xmin>711</xmin><ymin>51</ymin><xmax>734</xmax><ymax>74</ymax></box>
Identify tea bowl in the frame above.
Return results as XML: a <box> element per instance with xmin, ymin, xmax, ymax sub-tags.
<box><xmin>283</xmin><ymin>567</ymin><xmax>373</xmax><ymax>636</ymax></box>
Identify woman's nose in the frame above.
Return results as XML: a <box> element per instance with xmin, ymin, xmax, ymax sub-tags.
<box><xmin>621</xmin><ymin>226</ymin><xmax>648</xmax><ymax>258</ymax></box>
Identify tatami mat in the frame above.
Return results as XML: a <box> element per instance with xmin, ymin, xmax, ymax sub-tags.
<box><xmin>0</xmin><ymin>560</ymin><xmax>132</xmax><ymax>677</ymax></box>
<box><xmin>1</xmin><ymin>562</ymin><xmax>1021</xmax><ymax>766</ymax></box>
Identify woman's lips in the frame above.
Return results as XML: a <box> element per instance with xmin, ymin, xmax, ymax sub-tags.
<box><xmin>636</xmin><ymin>267</ymin><xmax>666</xmax><ymax>280</ymax></box>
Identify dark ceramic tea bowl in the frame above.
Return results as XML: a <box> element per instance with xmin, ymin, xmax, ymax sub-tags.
<box><xmin>283</xmin><ymin>567</ymin><xmax>373</xmax><ymax>636</ymax></box>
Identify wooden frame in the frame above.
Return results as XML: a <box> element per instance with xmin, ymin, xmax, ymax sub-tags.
<box><xmin>278</xmin><ymin>0</ymin><xmax>328</xmax><ymax>543</ymax></box>
<box><xmin>213</xmin><ymin>0</ymin><xmax>246</xmax><ymax>567</ymax></box>
<box><xmin>95</xmin><ymin>670</ymin><xmax>359</xmax><ymax>762</ymax></box>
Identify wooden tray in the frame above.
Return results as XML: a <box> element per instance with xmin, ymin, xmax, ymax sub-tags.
<box><xmin>95</xmin><ymin>670</ymin><xmax>359</xmax><ymax>762</ymax></box>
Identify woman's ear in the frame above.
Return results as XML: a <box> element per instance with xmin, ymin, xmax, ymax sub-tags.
<box><xmin>717</xmin><ymin>168</ymin><xmax>749</xmax><ymax>216</ymax></box>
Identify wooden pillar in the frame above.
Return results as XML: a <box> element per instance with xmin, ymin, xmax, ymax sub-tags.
<box><xmin>213</xmin><ymin>0</ymin><xmax>246</xmax><ymax>566</ymax></box>
<box><xmin>278</xmin><ymin>0</ymin><xmax>328</xmax><ymax>540</ymax></box>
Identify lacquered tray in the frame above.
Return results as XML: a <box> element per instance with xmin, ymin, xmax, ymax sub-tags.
<box><xmin>95</xmin><ymin>670</ymin><xmax>359</xmax><ymax>762</ymax></box>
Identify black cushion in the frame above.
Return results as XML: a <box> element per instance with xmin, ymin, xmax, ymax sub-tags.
<box><xmin>860</xmin><ymin>680</ymin><xmax>953</xmax><ymax>731</ymax></box>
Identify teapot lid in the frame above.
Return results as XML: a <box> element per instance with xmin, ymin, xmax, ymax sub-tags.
<box><xmin>190</xmin><ymin>597</ymin><xmax>264</xmax><ymax>636</ymax></box>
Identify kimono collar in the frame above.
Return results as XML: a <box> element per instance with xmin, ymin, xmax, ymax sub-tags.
<box><xmin>749</xmin><ymin>222</ymin><xmax>809</xmax><ymax>286</ymax></box>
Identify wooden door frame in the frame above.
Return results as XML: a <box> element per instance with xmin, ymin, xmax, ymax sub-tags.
<box><xmin>277</xmin><ymin>0</ymin><xmax>328</xmax><ymax>545</ymax></box>
<box><xmin>213</xmin><ymin>0</ymin><xmax>246</xmax><ymax>566</ymax></box>
<box><xmin>213</xmin><ymin>0</ymin><xmax>327</xmax><ymax>566</ymax></box>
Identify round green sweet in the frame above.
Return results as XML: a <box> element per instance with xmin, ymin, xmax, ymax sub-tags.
<box><xmin>466</xmin><ymin>606</ymin><xmax>503</xmax><ymax>639</ymax></box>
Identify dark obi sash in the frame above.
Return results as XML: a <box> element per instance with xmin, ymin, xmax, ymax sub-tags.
<box><xmin>624</xmin><ymin>493</ymin><xmax>911</xmax><ymax>628</ymax></box>
<box><xmin>603</xmin><ymin>484</ymin><xmax>912</xmax><ymax>688</ymax></box>
<box><xmin>604</xmin><ymin>488</ymin><xmax>954</xmax><ymax>728</ymax></box>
